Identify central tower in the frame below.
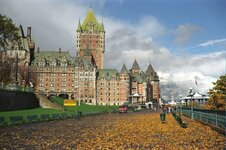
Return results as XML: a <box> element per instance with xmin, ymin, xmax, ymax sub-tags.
<box><xmin>76</xmin><ymin>7</ymin><xmax>105</xmax><ymax>69</ymax></box>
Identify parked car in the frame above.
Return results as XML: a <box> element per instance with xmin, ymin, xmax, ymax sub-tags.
<box><xmin>119</xmin><ymin>105</ymin><xmax>128</xmax><ymax>113</ymax></box>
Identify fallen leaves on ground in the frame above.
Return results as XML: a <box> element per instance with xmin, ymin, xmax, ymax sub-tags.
<box><xmin>0</xmin><ymin>112</ymin><xmax>225</xmax><ymax>149</ymax></box>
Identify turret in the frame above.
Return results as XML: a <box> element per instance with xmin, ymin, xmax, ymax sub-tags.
<box><xmin>131</xmin><ymin>59</ymin><xmax>140</xmax><ymax>74</ymax></box>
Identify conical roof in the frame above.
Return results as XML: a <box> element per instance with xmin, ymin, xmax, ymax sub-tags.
<box><xmin>79</xmin><ymin>8</ymin><xmax>104</xmax><ymax>32</ymax></box>
<box><xmin>100</xmin><ymin>21</ymin><xmax>105</xmax><ymax>32</ymax></box>
<box><xmin>77</xmin><ymin>18</ymin><xmax>82</xmax><ymax>31</ymax></box>
<box><xmin>132</xmin><ymin>59</ymin><xmax>140</xmax><ymax>70</ymax></box>
<box><xmin>146</xmin><ymin>63</ymin><xmax>154</xmax><ymax>75</ymax></box>
<box><xmin>83</xmin><ymin>8</ymin><xmax>98</xmax><ymax>26</ymax></box>
<box><xmin>120</xmin><ymin>64</ymin><xmax>129</xmax><ymax>74</ymax></box>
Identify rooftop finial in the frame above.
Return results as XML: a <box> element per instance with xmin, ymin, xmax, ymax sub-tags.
<box><xmin>90</xmin><ymin>0</ymin><xmax>93</xmax><ymax>9</ymax></box>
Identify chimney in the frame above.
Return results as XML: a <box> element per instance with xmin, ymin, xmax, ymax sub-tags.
<box><xmin>59</xmin><ymin>48</ymin><xmax>61</xmax><ymax>53</ymax></box>
<box><xmin>37</xmin><ymin>47</ymin><xmax>40</xmax><ymax>53</ymax></box>
<box><xmin>27</xmin><ymin>26</ymin><xmax>31</xmax><ymax>39</ymax></box>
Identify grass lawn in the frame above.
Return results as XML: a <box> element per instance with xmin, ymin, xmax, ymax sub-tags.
<box><xmin>0</xmin><ymin>98</ymin><xmax>119</xmax><ymax>125</ymax></box>
<box><xmin>65</xmin><ymin>103</ymin><xmax>119</xmax><ymax>113</ymax></box>
<box><xmin>51</xmin><ymin>96</ymin><xmax>119</xmax><ymax>113</ymax></box>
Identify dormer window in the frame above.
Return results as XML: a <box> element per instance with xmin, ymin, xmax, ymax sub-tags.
<box><xmin>62</xmin><ymin>63</ymin><xmax>67</xmax><ymax>67</ymax></box>
<box><xmin>50</xmin><ymin>62</ymin><xmax>56</xmax><ymax>67</ymax></box>
<box><xmin>39</xmin><ymin>58</ymin><xmax>46</xmax><ymax>67</ymax></box>
<box><xmin>61</xmin><ymin>58</ymin><xmax>68</xmax><ymax>68</ymax></box>
<box><xmin>50</xmin><ymin>57</ymin><xmax>57</xmax><ymax>67</ymax></box>
<box><xmin>39</xmin><ymin>62</ymin><xmax>45</xmax><ymax>67</ymax></box>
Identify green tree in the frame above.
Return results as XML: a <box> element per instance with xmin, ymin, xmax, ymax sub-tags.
<box><xmin>206</xmin><ymin>75</ymin><xmax>226</xmax><ymax>110</ymax></box>
<box><xmin>0</xmin><ymin>61</ymin><xmax>13</xmax><ymax>85</ymax></box>
<box><xmin>0</xmin><ymin>14</ymin><xmax>19</xmax><ymax>50</ymax></box>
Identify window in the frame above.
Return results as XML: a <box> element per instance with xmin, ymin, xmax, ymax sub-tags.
<box><xmin>40</xmin><ymin>73</ymin><xmax>44</xmax><ymax>77</ymax></box>
<box><xmin>50</xmin><ymin>62</ymin><xmax>56</xmax><ymax>67</ymax></box>
<box><xmin>50</xmin><ymin>88</ymin><xmax>55</xmax><ymax>92</ymax></box>
<box><xmin>61</xmin><ymin>62</ymin><xmax>67</xmax><ymax>68</ymax></box>
<box><xmin>39</xmin><ymin>62</ymin><xmax>45</xmax><ymax>67</ymax></box>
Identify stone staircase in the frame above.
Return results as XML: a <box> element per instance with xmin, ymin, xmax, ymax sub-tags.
<box><xmin>37</xmin><ymin>94</ymin><xmax>64</xmax><ymax>111</ymax></box>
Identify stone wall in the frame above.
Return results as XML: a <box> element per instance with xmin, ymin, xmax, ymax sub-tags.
<box><xmin>0</xmin><ymin>90</ymin><xmax>39</xmax><ymax>111</ymax></box>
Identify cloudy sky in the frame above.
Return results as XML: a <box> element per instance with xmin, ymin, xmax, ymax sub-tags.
<box><xmin>1</xmin><ymin>0</ymin><xmax>225</xmax><ymax>99</ymax></box>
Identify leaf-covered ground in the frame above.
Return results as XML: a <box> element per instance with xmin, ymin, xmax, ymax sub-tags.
<box><xmin>0</xmin><ymin>112</ymin><xmax>225</xmax><ymax>149</ymax></box>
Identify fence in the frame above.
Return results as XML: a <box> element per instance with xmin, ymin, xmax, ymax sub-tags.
<box><xmin>0</xmin><ymin>111</ymin><xmax>109</xmax><ymax>126</ymax></box>
<box><xmin>178</xmin><ymin>108</ymin><xmax>226</xmax><ymax>130</ymax></box>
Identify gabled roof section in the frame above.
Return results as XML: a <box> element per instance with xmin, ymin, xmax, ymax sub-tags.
<box><xmin>74</xmin><ymin>56</ymin><xmax>94</xmax><ymax>68</ymax></box>
<box><xmin>96</xmin><ymin>69</ymin><xmax>119</xmax><ymax>81</ymax></box>
<box><xmin>120</xmin><ymin>63</ymin><xmax>129</xmax><ymax>74</ymax></box>
<box><xmin>132</xmin><ymin>59</ymin><xmax>140</xmax><ymax>70</ymax></box>
<box><xmin>131</xmin><ymin>73</ymin><xmax>144</xmax><ymax>83</ymax></box>
<box><xmin>83</xmin><ymin>49</ymin><xmax>92</xmax><ymax>56</ymax></box>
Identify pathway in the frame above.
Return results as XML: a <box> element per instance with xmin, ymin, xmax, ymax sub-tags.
<box><xmin>0</xmin><ymin>112</ymin><xmax>225</xmax><ymax>149</ymax></box>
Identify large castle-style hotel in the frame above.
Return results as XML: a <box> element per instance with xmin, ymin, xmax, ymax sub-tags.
<box><xmin>1</xmin><ymin>7</ymin><xmax>160</xmax><ymax>105</ymax></box>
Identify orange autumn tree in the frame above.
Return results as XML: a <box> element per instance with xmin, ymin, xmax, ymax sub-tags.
<box><xmin>205</xmin><ymin>75</ymin><xmax>226</xmax><ymax>110</ymax></box>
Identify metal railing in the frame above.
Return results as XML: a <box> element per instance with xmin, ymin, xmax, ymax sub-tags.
<box><xmin>179</xmin><ymin>108</ymin><xmax>226</xmax><ymax>129</ymax></box>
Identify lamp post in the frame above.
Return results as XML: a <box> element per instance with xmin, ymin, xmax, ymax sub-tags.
<box><xmin>189</xmin><ymin>87</ymin><xmax>194</xmax><ymax>120</ymax></box>
<box><xmin>179</xmin><ymin>94</ymin><xmax>182</xmax><ymax>117</ymax></box>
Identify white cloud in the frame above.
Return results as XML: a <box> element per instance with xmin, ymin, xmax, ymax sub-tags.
<box><xmin>197</xmin><ymin>38</ymin><xmax>226</xmax><ymax>47</ymax></box>
<box><xmin>174</xmin><ymin>23</ymin><xmax>201</xmax><ymax>45</ymax></box>
<box><xmin>0</xmin><ymin>0</ymin><xmax>224</xmax><ymax>100</ymax></box>
<box><xmin>0</xmin><ymin>0</ymin><xmax>87</xmax><ymax>56</ymax></box>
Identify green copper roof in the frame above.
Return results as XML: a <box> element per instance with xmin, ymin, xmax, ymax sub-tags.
<box><xmin>96</xmin><ymin>69</ymin><xmax>119</xmax><ymax>81</ymax></box>
<box><xmin>74</xmin><ymin>56</ymin><xmax>94</xmax><ymax>67</ymax></box>
<box><xmin>32</xmin><ymin>50</ymin><xmax>95</xmax><ymax>68</ymax></box>
<box><xmin>32</xmin><ymin>51</ymin><xmax>72</xmax><ymax>66</ymax></box>
<box><xmin>77</xmin><ymin>8</ymin><xmax>104</xmax><ymax>32</ymax></box>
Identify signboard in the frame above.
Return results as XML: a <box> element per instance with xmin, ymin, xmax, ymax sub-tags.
<box><xmin>64</xmin><ymin>100</ymin><xmax>76</xmax><ymax>106</ymax></box>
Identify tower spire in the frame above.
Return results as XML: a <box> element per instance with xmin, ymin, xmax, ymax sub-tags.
<box><xmin>90</xmin><ymin>0</ymin><xmax>93</xmax><ymax>9</ymax></box>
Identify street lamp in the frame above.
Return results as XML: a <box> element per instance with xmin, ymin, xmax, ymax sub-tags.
<box><xmin>189</xmin><ymin>87</ymin><xmax>194</xmax><ymax>120</ymax></box>
<box><xmin>179</xmin><ymin>94</ymin><xmax>182</xmax><ymax>117</ymax></box>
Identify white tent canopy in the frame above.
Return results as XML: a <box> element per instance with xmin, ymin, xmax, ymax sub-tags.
<box><xmin>169</xmin><ymin>100</ymin><xmax>176</xmax><ymax>106</ymax></box>
<box><xmin>133</xmin><ymin>93</ymin><xmax>140</xmax><ymax>97</ymax></box>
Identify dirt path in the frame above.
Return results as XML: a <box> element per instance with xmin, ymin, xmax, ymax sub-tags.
<box><xmin>0</xmin><ymin>112</ymin><xmax>225</xmax><ymax>149</ymax></box>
